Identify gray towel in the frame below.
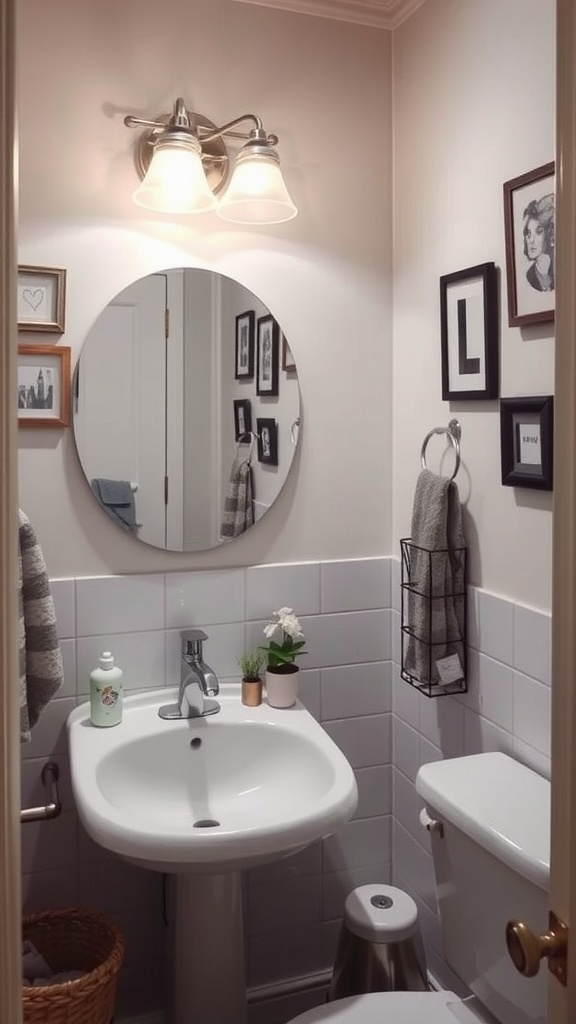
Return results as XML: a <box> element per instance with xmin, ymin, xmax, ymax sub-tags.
<box><xmin>91</xmin><ymin>478</ymin><xmax>137</xmax><ymax>531</ymax></box>
<box><xmin>18</xmin><ymin>509</ymin><xmax>64</xmax><ymax>742</ymax></box>
<box><xmin>404</xmin><ymin>469</ymin><xmax>465</xmax><ymax>685</ymax></box>
<box><xmin>221</xmin><ymin>453</ymin><xmax>254</xmax><ymax>538</ymax></box>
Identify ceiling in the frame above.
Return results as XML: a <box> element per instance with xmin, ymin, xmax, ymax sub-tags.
<box><xmin>229</xmin><ymin>0</ymin><xmax>428</xmax><ymax>29</ymax></box>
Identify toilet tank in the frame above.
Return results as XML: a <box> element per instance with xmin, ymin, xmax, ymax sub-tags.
<box><xmin>416</xmin><ymin>752</ymin><xmax>549</xmax><ymax>1024</ymax></box>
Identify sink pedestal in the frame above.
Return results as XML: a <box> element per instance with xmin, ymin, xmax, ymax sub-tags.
<box><xmin>169</xmin><ymin>871</ymin><xmax>247</xmax><ymax>1024</ymax></box>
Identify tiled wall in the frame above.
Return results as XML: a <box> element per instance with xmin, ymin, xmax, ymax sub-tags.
<box><xmin>390</xmin><ymin>558</ymin><xmax>552</xmax><ymax>991</ymax></box>
<box><xmin>20</xmin><ymin>558</ymin><xmax>392</xmax><ymax>1018</ymax></box>
<box><xmin>20</xmin><ymin>555</ymin><xmax>551</xmax><ymax>1016</ymax></box>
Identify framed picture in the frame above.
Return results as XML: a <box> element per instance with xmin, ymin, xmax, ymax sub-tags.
<box><xmin>256</xmin><ymin>417</ymin><xmax>278</xmax><ymax>466</ymax></box>
<box><xmin>233</xmin><ymin>398</ymin><xmax>252</xmax><ymax>441</ymax></box>
<box><xmin>17</xmin><ymin>345</ymin><xmax>71</xmax><ymax>427</ymax></box>
<box><xmin>17</xmin><ymin>265</ymin><xmax>66</xmax><ymax>333</ymax></box>
<box><xmin>440</xmin><ymin>262</ymin><xmax>499</xmax><ymax>401</ymax></box>
<box><xmin>282</xmin><ymin>334</ymin><xmax>296</xmax><ymax>373</ymax></box>
<box><xmin>256</xmin><ymin>315</ymin><xmax>279</xmax><ymax>397</ymax></box>
<box><xmin>500</xmin><ymin>396</ymin><xmax>553</xmax><ymax>491</ymax></box>
<box><xmin>503</xmin><ymin>162</ymin><xmax>555</xmax><ymax>327</ymax></box>
<box><xmin>235</xmin><ymin>310</ymin><xmax>255</xmax><ymax>379</ymax></box>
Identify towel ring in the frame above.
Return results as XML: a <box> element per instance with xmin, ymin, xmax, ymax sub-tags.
<box><xmin>420</xmin><ymin>419</ymin><xmax>461</xmax><ymax>481</ymax></box>
<box><xmin>237</xmin><ymin>430</ymin><xmax>258</xmax><ymax>461</ymax></box>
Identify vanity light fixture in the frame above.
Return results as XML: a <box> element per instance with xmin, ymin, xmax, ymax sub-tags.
<box><xmin>124</xmin><ymin>97</ymin><xmax>297</xmax><ymax>225</ymax></box>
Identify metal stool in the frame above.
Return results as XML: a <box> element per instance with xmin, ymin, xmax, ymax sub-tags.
<box><xmin>329</xmin><ymin>884</ymin><xmax>428</xmax><ymax>1000</ymax></box>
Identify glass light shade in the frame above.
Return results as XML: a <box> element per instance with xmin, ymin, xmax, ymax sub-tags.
<box><xmin>132</xmin><ymin>138</ymin><xmax>216</xmax><ymax>214</ymax></box>
<box><xmin>217</xmin><ymin>153</ymin><xmax>297</xmax><ymax>224</ymax></box>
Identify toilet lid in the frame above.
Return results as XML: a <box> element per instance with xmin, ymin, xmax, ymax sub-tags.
<box><xmin>288</xmin><ymin>992</ymin><xmax>482</xmax><ymax>1024</ymax></box>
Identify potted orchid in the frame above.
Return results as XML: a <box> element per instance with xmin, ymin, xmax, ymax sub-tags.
<box><xmin>260</xmin><ymin>607</ymin><xmax>307</xmax><ymax>708</ymax></box>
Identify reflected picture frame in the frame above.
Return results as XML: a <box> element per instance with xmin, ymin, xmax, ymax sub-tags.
<box><xmin>500</xmin><ymin>396</ymin><xmax>553</xmax><ymax>491</ymax></box>
<box><xmin>18</xmin><ymin>345</ymin><xmax>71</xmax><ymax>428</ymax></box>
<box><xmin>503</xmin><ymin>162</ymin><xmax>555</xmax><ymax>327</ymax></box>
<box><xmin>256</xmin><ymin>417</ymin><xmax>278</xmax><ymax>466</ymax></box>
<box><xmin>440</xmin><ymin>262</ymin><xmax>499</xmax><ymax>401</ymax></box>
<box><xmin>235</xmin><ymin>310</ymin><xmax>255</xmax><ymax>379</ymax></box>
<box><xmin>282</xmin><ymin>334</ymin><xmax>296</xmax><ymax>373</ymax></box>
<box><xmin>256</xmin><ymin>315</ymin><xmax>279</xmax><ymax>397</ymax></box>
<box><xmin>233</xmin><ymin>398</ymin><xmax>252</xmax><ymax>441</ymax></box>
<box><xmin>17</xmin><ymin>265</ymin><xmax>67</xmax><ymax>333</ymax></box>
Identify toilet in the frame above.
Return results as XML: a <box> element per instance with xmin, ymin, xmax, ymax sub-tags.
<box><xmin>288</xmin><ymin>751</ymin><xmax>550</xmax><ymax>1024</ymax></box>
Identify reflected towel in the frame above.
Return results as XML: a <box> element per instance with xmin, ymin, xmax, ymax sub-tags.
<box><xmin>18</xmin><ymin>509</ymin><xmax>64</xmax><ymax>742</ymax></box>
<box><xmin>404</xmin><ymin>470</ymin><xmax>465</xmax><ymax>685</ymax></box>
<box><xmin>91</xmin><ymin>478</ymin><xmax>137</xmax><ymax>531</ymax></box>
<box><xmin>221</xmin><ymin>453</ymin><xmax>254</xmax><ymax>538</ymax></box>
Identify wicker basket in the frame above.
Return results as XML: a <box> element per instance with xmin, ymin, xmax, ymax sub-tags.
<box><xmin>22</xmin><ymin>909</ymin><xmax>125</xmax><ymax>1024</ymax></box>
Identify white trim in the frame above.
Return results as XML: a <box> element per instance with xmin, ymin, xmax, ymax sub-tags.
<box><xmin>227</xmin><ymin>0</ymin><xmax>428</xmax><ymax>30</ymax></box>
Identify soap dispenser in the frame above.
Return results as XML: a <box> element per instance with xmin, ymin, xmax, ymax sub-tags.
<box><xmin>90</xmin><ymin>651</ymin><xmax>123</xmax><ymax>727</ymax></box>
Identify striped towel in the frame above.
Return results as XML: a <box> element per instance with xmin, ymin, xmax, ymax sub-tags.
<box><xmin>221</xmin><ymin>453</ymin><xmax>254</xmax><ymax>538</ymax></box>
<box><xmin>18</xmin><ymin>509</ymin><xmax>64</xmax><ymax>742</ymax></box>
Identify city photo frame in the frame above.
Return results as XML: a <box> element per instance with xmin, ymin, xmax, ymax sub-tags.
<box><xmin>17</xmin><ymin>265</ymin><xmax>67</xmax><ymax>333</ymax></box>
<box><xmin>17</xmin><ymin>345</ymin><xmax>71</xmax><ymax>427</ymax></box>
<box><xmin>500</xmin><ymin>396</ymin><xmax>553</xmax><ymax>491</ymax></box>
<box><xmin>256</xmin><ymin>417</ymin><xmax>278</xmax><ymax>466</ymax></box>
<box><xmin>503</xmin><ymin>162</ymin><xmax>555</xmax><ymax>327</ymax></box>
<box><xmin>233</xmin><ymin>398</ymin><xmax>252</xmax><ymax>441</ymax></box>
<box><xmin>256</xmin><ymin>315</ymin><xmax>279</xmax><ymax>397</ymax></box>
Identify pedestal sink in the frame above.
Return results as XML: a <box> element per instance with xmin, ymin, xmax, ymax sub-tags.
<box><xmin>67</xmin><ymin>685</ymin><xmax>358</xmax><ymax>1023</ymax></box>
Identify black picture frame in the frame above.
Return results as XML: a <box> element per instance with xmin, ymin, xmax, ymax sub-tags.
<box><xmin>500</xmin><ymin>396</ymin><xmax>553</xmax><ymax>491</ymax></box>
<box><xmin>440</xmin><ymin>262</ymin><xmax>499</xmax><ymax>401</ymax></box>
<box><xmin>503</xmin><ymin>162</ymin><xmax>555</xmax><ymax>327</ymax></box>
<box><xmin>233</xmin><ymin>398</ymin><xmax>252</xmax><ymax>441</ymax></box>
<box><xmin>256</xmin><ymin>315</ymin><xmax>279</xmax><ymax>396</ymax></box>
<box><xmin>235</xmin><ymin>310</ymin><xmax>255</xmax><ymax>379</ymax></box>
<box><xmin>256</xmin><ymin>417</ymin><xmax>278</xmax><ymax>466</ymax></box>
<box><xmin>282</xmin><ymin>333</ymin><xmax>296</xmax><ymax>372</ymax></box>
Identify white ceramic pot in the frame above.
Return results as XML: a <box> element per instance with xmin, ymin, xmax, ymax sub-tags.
<box><xmin>265</xmin><ymin>667</ymin><xmax>299</xmax><ymax>708</ymax></box>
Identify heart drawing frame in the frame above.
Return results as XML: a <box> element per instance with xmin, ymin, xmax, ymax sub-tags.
<box><xmin>17</xmin><ymin>265</ymin><xmax>67</xmax><ymax>333</ymax></box>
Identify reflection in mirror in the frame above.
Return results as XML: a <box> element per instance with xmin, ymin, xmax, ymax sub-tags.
<box><xmin>73</xmin><ymin>269</ymin><xmax>301</xmax><ymax>552</ymax></box>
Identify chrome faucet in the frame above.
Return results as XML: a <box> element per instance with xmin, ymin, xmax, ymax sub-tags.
<box><xmin>158</xmin><ymin>629</ymin><xmax>220</xmax><ymax>720</ymax></box>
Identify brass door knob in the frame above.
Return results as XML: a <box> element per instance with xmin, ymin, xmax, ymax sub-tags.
<box><xmin>506</xmin><ymin>912</ymin><xmax>568</xmax><ymax>985</ymax></box>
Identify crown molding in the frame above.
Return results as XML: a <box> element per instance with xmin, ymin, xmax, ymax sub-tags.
<box><xmin>228</xmin><ymin>0</ymin><xmax>428</xmax><ymax>29</ymax></box>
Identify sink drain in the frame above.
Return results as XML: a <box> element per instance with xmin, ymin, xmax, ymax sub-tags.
<box><xmin>193</xmin><ymin>819</ymin><xmax>220</xmax><ymax>828</ymax></box>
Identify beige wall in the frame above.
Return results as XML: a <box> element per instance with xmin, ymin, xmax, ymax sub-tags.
<box><xmin>393</xmin><ymin>0</ymin><xmax>555</xmax><ymax>610</ymax></box>
<box><xmin>16</xmin><ymin>0</ymin><xmax>393</xmax><ymax>577</ymax></box>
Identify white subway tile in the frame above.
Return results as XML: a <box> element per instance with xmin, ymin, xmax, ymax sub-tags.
<box><xmin>320</xmin><ymin>558</ymin><xmax>390</xmax><ymax>613</ymax></box>
<box><xmin>76</xmin><ymin>631</ymin><xmax>165</xmax><ymax>696</ymax></box>
<box><xmin>165</xmin><ymin>569</ymin><xmax>245</xmax><ymax>627</ymax></box>
<box><xmin>393</xmin><ymin>767</ymin><xmax>426</xmax><ymax>847</ymax></box>
<box><xmin>463</xmin><ymin>708</ymin><xmax>515</xmax><ymax>758</ymax></box>
<box><xmin>513</xmin><ymin>737</ymin><xmax>551</xmax><ymax>780</ymax></box>
<box><xmin>321</xmin><ymin>662</ymin><xmax>391</xmax><ymax>721</ymax></box>
<box><xmin>391</xmin><ymin>557</ymin><xmax>401</xmax><ymax>613</ymax></box>
<box><xmin>245</xmin><ymin>563</ymin><xmax>320</xmax><ymax>621</ymax></box>
<box><xmin>459</xmin><ymin>649</ymin><xmax>514</xmax><ymax>733</ymax></box>
<box><xmin>513</xmin><ymin>671</ymin><xmax>551</xmax><ymax>758</ymax></box>
<box><xmin>354</xmin><ymin>765</ymin><xmax>392</xmax><ymax>819</ymax></box>
<box><xmin>419</xmin><ymin>734</ymin><xmax>442</xmax><ymax>769</ymax></box>
<box><xmin>323</xmin><ymin>714</ymin><xmax>390</xmax><ymax>769</ymax></box>
<box><xmin>21</xmin><ymin>810</ymin><xmax>78</xmax><ymax>875</ymax></box>
<box><xmin>475</xmin><ymin>590</ymin><xmax>514</xmax><ymax>666</ymax></box>
<box><xmin>298</xmin><ymin>668</ymin><xmax>321</xmax><ymax>719</ymax></box>
<box><xmin>50</xmin><ymin>578</ymin><xmax>76</xmax><ymax>638</ymax></box>
<box><xmin>302</xmin><ymin>610</ymin><xmax>390</xmax><ymax>669</ymax></box>
<box><xmin>23</xmin><ymin>697</ymin><xmax>76</xmax><ymax>759</ymax></box>
<box><xmin>165</xmin><ymin>622</ymin><xmax>245</xmax><ymax>683</ymax></box>
<box><xmin>247</xmin><ymin>874</ymin><xmax>322</xmax><ymax>935</ymax></box>
<box><xmin>393</xmin><ymin>821</ymin><xmax>437</xmax><ymax>911</ymax></box>
<box><xmin>22</xmin><ymin>868</ymin><xmax>79</xmax><ymax>914</ymax></box>
<box><xmin>76</xmin><ymin>575</ymin><xmax>165</xmax><ymax>636</ymax></box>
<box><xmin>392</xmin><ymin>665</ymin><xmax>421</xmax><ymax>730</ymax></box>
<box><xmin>247</xmin><ymin>842</ymin><xmax>321</xmax><ymax>886</ymax></box>
<box><xmin>393</xmin><ymin>716</ymin><xmax>421</xmax><ymax>782</ymax></box>
<box><xmin>514</xmin><ymin>604</ymin><xmax>552</xmax><ymax>685</ymax></box>
<box><xmin>419</xmin><ymin>693</ymin><xmax>464</xmax><ymax>758</ymax></box>
<box><xmin>323</xmin><ymin>816</ymin><xmax>391</xmax><ymax>873</ymax></box>
<box><xmin>248</xmin><ymin>920</ymin><xmax>339</xmax><ymax>987</ymax></box>
<box><xmin>78</xmin><ymin>858</ymin><xmax>163</xmax><ymax>914</ymax></box>
<box><xmin>59</xmin><ymin>638</ymin><xmax>76</xmax><ymax>698</ymax></box>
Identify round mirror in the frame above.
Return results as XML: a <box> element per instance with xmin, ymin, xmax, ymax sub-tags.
<box><xmin>73</xmin><ymin>268</ymin><xmax>300</xmax><ymax>552</ymax></box>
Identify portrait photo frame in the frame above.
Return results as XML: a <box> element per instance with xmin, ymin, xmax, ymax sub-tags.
<box><xmin>17</xmin><ymin>265</ymin><xmax>66</xmax><ymax>333</ymax></box>
<box><xmin>282</xmin><ymin>334</ymin><xmax>296</xmax><ymax>373</ymax></box>
<box><xmin>500</xmin><ymin>396</ymin><xmax>553</xmax><ymax>491</ymax></box>
<box><xmin>234</xmin><ymin>310</ymin><xmax>255</xmax><ymax>379</ymax></box>
<box><xmin>256</xmin><ymin>417</ymin><xmax>278</xmax><ymax>466</ymax></box>
<box><xmin>256</xmin><ymin>315</ymin><xmax>279</xmax><ymax>397</ymax></box>
<box><xmin>503</xmin><ymin>162</ymin><xmax>555</xmax><ymax>327</ymax></box>
<box><xmin>17</xmin><ymin>345</ymin><xmax>71</xmax><ymax>428</ymax></box>
<box><xmin>440</xmin><ymin>262</ymin><xmax>499</xmax><ymax>401</ymax></box>
<box><xmin>233</xmin><ymin>398</ymin><xmax>253</xmax><ymax>441</ymax></box>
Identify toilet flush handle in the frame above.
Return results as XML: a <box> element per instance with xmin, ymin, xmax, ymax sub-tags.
<box><xmin>418</xmin><ymin>808</ymin><xmax>444</xmax><ymax>838</ymax></box>
<box><xmin>506</xmin><ymin>912</ymin><xmax>568</xmax><ymax>985</ymax></box>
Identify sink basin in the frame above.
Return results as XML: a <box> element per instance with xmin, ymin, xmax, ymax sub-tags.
<box><xmin>67</xmin><ymin>684</ymin><xmax>358</xmax><ymax>873</ymax></box>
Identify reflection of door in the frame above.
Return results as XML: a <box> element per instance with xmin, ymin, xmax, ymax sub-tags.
<box><xmin>76</xmin><ymin>275</ymin><xmax>168</xmax><ymax>548</ymax></box>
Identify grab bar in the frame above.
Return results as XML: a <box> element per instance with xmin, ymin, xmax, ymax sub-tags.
<box><xmin>21</xmin><ymin>761</ymin><xmax>62</xmax><ymax>823</ymax></box>
<box><xmin>420</xmin><ymin>418</ymin><xmax>461</xmax><ymax>481</ymax></box>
